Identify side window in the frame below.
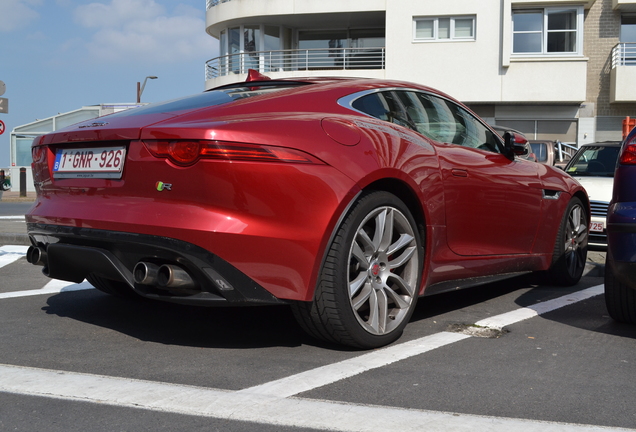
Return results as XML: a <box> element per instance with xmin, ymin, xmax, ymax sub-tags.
<box><xmin>450</xmin><ymin>103</ymin><xmax>501</xmax><ymax>153</ymax></box>
<box><xmin>404</xmin><ymin>92</ymin><xmax>500</xmax><ymax>153</ymax></box>
<box><xmin>352</xmin><ymin>93</ymin><xmax>390</xmax><ymax>121</ymax></box>
<box><xmin>352</xmin><ymin>92</ymin><xmax>414</xmax><ymax>129</ymax></box>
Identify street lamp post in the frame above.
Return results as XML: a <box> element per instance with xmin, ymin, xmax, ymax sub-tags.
<box><xmin>136</xmin><ymin>76</ymin><xmax>158</xmax><ymax>103</ymax></box>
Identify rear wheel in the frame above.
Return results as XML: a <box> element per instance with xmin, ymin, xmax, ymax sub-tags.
<box><xmin>86</xmin><ymin>274</ymin><xmax>140</xmax><ymax>299</ymax></box>
<box><xmin>605</xmin><ymin>254</ymin><xmax>636</xmax><ymax>324</ymax></box>
<box><xmin>291</xmin><ymin>191</ymin><xmax>423</xmax><ymax>349</ymax></box>
<box><xmin>547</xmin><ymin>197</ymin><xmax>588</xmax><ymax>286</ymax></box>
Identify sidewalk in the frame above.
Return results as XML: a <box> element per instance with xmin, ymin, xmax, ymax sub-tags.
<box><xmin>0</xmin><ymin>190</ymin><xmax>36</xmax><ymax>203</ymax></box>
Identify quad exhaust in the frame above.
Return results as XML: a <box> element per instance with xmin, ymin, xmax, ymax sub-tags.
<box><xmin>133</xmin><ymin>261</ymin><xmax>195</xmax><ymax>290</ymax></box>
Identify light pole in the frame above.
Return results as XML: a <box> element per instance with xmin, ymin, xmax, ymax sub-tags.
<box><xmin>137</xmin><ymin>76</ymin><xmax>158</xmax><ymax>103</ymax></box>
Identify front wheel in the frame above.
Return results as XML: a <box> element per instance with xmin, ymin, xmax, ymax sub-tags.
<box><xmin>291</xmin><ymin>191</ymin><xmax>423</xmax><ymax>349</ymax></box>
<box><xmin>547</xmin><ymin>197</ymin><xmax>588</xmax><ymax>286</ymax></box>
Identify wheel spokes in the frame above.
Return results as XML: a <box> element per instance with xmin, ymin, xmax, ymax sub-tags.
<box><xmin>347</xmin><ymin>205</ymin><xmax>420</xmax><ymax>336</ymax></box>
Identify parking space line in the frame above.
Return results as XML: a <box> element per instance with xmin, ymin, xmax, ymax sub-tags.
<box><xmin>0</xmin><ymin>279</ymin><xmax>93</xmax><ymax>300</ymax></box>
<box><xmin>240</xmin><ymin>284</ymin><xmax>605</xmax><ymax>398</ymax></box>
<box><xmin>475</xmin><ymin>285</ymin><xmax>604</xmax><ymax>330</ymax></box>
<box><xmin>0</xmin><ymin>245</ymin><xmax>28</xmax><ymax>269</ymax></box>
<box><xmin>0</xmin><ymin>363</ymin><xmax>631</xmax><ymax>432</ymax></box>
<box><xmin>239</xmin><ymin>331</ymin><xmax>470</xmax><ymax>397</ymax></box>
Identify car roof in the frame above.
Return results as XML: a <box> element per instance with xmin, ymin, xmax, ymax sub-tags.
<box><xmin>210</xmin><ymin>75</ymin><xmax>460</xmax><ymax>104</ymax></box>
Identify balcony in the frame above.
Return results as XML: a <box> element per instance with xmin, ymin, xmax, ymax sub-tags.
<box><xmin>611</xmin><ymin>43</ymin><xmax>636</xmax><ymax>102</ymax></box>
<box><xmin>205</xmin><ymin>47</ymin><xmax>386</xmax><ymax>80</ymax></box>
<box><xmin>613</xmin><ymin>0</ymin><xmax>636</xmax><ymax>10</ymax></box>
<box><xmin>206</xmin><ymin>0</ymin><xmax>232</xmax><ymax>8</ymax></box>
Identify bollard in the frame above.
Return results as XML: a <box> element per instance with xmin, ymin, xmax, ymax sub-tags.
<box><xmin>19</xmin><ymin>167</ymin><xmax>26</xmax><ymax>197</ymax></box>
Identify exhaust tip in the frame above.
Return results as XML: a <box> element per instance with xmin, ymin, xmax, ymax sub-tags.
<box><xmin>27</xmin><ymin>246</ymin><xmax>47</xmax><ymax>266</ymax></box>
<box><xmin>133</xmin><ymin>262</ymin><xmax>160</xmax><ymax>285</ymax></box>
<box><xmin>157</xmin><ymin>264</ymin><xmax>195</xmax><ymax>289</ymax></box>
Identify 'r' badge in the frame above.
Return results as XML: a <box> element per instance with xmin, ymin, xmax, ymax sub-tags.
<box><xmin>156</xmin><ymin>181</ymin><xmax>172</xmax><ymax>191</ymax></box>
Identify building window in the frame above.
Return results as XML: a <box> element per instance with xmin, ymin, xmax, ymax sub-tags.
<box><xmin>512</xmin><ymin>8</ymin><xmax>583</xmax><ymax>55</ymax></box>
<box><xmin>413</xmin><ymin>16</ymin><xmax>475</xmax><ymax>42</ymax></box>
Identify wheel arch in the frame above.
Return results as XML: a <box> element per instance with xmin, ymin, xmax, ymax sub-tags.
<box><xmin>307</xmin><ymin>176</ymin><xmax>428</xmax><ymax>302</ymax></box>
<box><xmin>573</xmin><ymin>190</ymin><xmax>591</xmax><ymax>219</ymax></box>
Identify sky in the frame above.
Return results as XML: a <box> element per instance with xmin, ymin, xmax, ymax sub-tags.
<box><xmin>0</xmin><ymin>0</ymin><xmax>219</xmax><ymax>168</ymax></box>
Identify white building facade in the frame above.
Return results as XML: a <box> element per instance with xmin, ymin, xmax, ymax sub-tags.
<box><xmin>204</xmin><ymin>0</ymin><xmax>636</xmax><ymax>145</ymax></box>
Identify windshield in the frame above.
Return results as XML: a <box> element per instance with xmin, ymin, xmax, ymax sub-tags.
<box><xmin>566</xmin><ymin>146</ymin><xmax>619</xmax><ymax>177</ymax></box>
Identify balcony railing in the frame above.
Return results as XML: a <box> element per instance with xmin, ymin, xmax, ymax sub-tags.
<box><xmin>205</xmin><ymin>47</ymin><xmax>386</xmax><ymax>80</ymax></box>
<box><xmin>206</xmin><ymin>0</ymin><xmax>233</xmax><ymax>9</ymax></box>
<box><xmin>612</xmin><ymin>43</ymin><xmax>636</xmax><ymax>68</ymax></box>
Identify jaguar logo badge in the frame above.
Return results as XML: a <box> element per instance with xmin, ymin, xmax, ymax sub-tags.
<box><xmin>156</xmin><ymin>181</ymin><xmax>172</xmax><ymax>191</ymax></box>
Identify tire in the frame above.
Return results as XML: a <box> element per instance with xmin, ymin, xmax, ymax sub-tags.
<box><xmin>605</xmin><ymin>253</ymin><xmax>636</xmax><ymax>324</ymax></box>
<box><xmin>291</xmin><ymin>191</ymin><xmax>423</xmax><ymax>349</ymax></box>
<box><xmin>547</xmin><ymin>197</ymin><xmax>588</xmax><ymax>286</ymax></box>
<box><xmin>86</xmin><ymin>274</ymin><xmax>140</xmax><ymax>299</ymax></box>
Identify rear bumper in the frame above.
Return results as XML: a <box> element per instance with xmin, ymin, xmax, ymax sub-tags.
<box><xmin>27</xmin><ymin>223</ymin><xmax>284</xmax><ymax>306</ymax></box>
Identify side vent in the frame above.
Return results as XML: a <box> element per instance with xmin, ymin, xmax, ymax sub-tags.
<box><xmin>543</xmin><ymin>189</ymin><xmax>561</xmax><ymax>200</ymax></box>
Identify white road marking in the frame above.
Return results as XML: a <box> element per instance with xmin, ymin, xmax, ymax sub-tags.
<box><xmin>0</xmin><ymin>245</ymin><xmax>28</xmax><ymax>269</ymax></box>
<box><xmin>0</xmin><ymin>216</ymin><xmax>25</xmax><ymax>220</ymax></box>
<box><xmin>239</xmin><ymin>284</ymin><xmax>605</xmax><ymax>398</ymax></box>
<box><xmin>0</xmin><ymin>363</ymin><xmax>631</xmax><ymax>432</ymax></box>
<box><xmin>0</xmin><ymin>279</ymin><xmax>94</xmax><ymax>299</ymax></box>
<box><xmin>475</xmin><ymin>285</ymin><xmax>604</xmax><ymax>329</ymax></box>
<box><xmin>239</xmin><ymin>331</ymin><xmax>470</xmax><ymax>397</ymax></box>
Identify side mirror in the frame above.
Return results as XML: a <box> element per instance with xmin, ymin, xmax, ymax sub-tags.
<box><xmin>503</xmin><ymin>131</ymin><xmax>529</xmax><ymax>160</ymax></box>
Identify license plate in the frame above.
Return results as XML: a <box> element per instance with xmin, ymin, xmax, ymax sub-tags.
<box><xmin>53</xmin><ymin>146</ymin><xmax>126</xmax><ymax>179</ymax></box>
<box><xmin>589</xmin><ymin>221</ymin><xmax>605</xmax><ymax>232</ymax></box>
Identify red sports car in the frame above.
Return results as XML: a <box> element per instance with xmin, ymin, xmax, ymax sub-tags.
<box><xmin>26</xmin><ymin>71</ymin><xmax>589</xmax><ymax>348</ymax></box>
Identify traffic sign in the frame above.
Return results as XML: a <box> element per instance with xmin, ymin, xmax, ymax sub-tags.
<box><xmin>0</xmin><ymin>120</ymin><xmax>5</xmax><ymax>135</ymax></box>
<box><xmin>0</xmin><ymin>98</ymin><xmax>7</xmax><ymax>114</ymax></box>
<box><xmin>0</xmin><ymin>81</ymin><xmax>5</xmax><ymax>97</ymax></box>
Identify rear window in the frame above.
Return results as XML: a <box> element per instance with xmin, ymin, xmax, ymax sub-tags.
<box><xmin>108</xmin><ymin>84</ymin><xmax>304</xmax><ymax>118</ymax></box>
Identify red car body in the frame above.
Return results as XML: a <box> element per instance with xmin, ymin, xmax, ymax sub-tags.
<box><xmin>27</xmin><ymin>74</ymin><xmax>589</xmax><ymax>348</ymax></box>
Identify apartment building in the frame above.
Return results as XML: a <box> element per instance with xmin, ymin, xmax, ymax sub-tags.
<box><xmin>204</xmin><ymin>0</ymin><xmax>636</xmax><ymax>145</ymax></box>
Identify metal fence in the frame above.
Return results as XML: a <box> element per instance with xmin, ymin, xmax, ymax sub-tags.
<box><xmin>612</xmin><ymin>43</ymin><xmax>636</xmax><ymax>67</ymax></box>
<box><xmin>205</xmin><ymin>47</ymin><xmax>386</xmax><ymax>79</ymax></box>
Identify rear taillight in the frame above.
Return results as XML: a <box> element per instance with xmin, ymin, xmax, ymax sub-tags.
<box><xmin>143</xmin><ymin>140</ymin><xmax>321</xmax><ymax>166</ymax></box>
<box><xmin>31</xmin><ymin>145</ymin><xmax>47</xmax><ymax>164</ymax></box>
<box><xmin>620</xmin><ymin>136</ymin><xmax>636</xmax><ymax>165</ymax></box>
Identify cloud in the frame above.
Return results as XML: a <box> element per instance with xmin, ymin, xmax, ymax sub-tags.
<box><xmin>73</xmin><ymin>0</ymin><xmax>215</xmax><ymax>64</ymax></box>
<box><xmin>0</xmin><ymin>0</ymin><xmax>41</xmax><ymax>32</ymax></box>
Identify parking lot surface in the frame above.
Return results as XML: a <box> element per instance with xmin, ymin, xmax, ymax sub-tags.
<box><xmin>0</xmin><ymin>200</ymin><xmax>633</xmax><ymax>431</ymax></box>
